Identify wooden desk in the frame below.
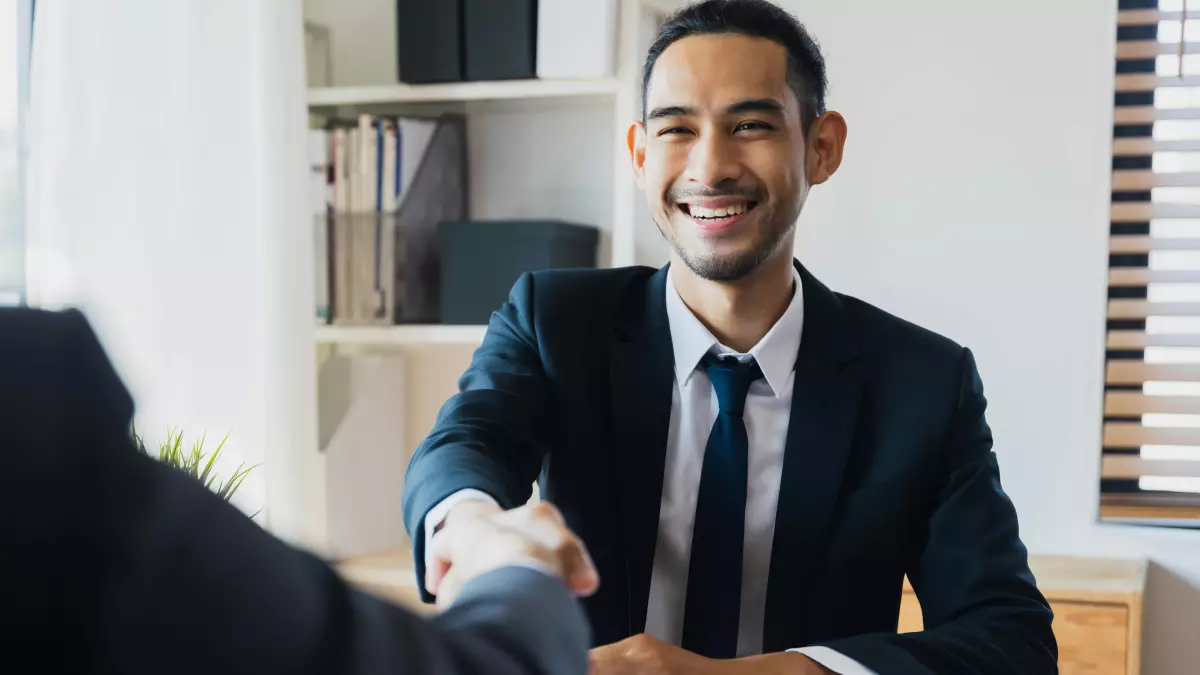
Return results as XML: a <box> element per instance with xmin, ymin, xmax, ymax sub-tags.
<box><xmin>900</xmin><ymin>556</ymin><xmax>1146</xmax><ymax>675</ymax></box>
<box><xmin>338</xmin><ymin>551</ymin><xmax>1147</xmax><ymax>674</ymax></box>
<box><xmin>336</xmin><ymin>548</ymin><xmax>432</xmax><ymax>614</ymax></box>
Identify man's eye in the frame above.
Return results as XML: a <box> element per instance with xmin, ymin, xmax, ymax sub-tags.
<box><xmin>736</xmin><ymin>121</ymin><xmax>772</xmax><ymax>132</ymax></box>
<box><xmin>658</xmin><ymin>127</ymin><xmax>691</xmax><ymax>136</ymax></box>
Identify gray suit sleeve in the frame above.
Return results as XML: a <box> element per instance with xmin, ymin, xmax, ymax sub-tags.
<box><xmin>346</xmin><ymin>568</ymin><xmax>590</xmax><ymax>675</ymax></box>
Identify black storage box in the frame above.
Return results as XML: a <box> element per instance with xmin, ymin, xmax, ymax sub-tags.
<box><xmin>462</xmin><ymin>0</ymin><xmax>537</xmax><ymax>81</ymax></box>
<box><xmin>439</xmin><ymin>220</ymin><xmax>598</xmax><ymax>324</ymax></box>
<box><xmin>396</xmin><ymin>0</ymin><xmax>463</xmax><ymax>84</ymax></box>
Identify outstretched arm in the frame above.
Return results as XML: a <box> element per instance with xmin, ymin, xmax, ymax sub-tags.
<box><xmin>0</xmin><ymin>308</ymin><xmax>593</xmax><ymax>675</ymax></box>
<box><xmin>403</xmin><ymin>272</ymin><xmax>553</xmax><ymax>600</ymax></box>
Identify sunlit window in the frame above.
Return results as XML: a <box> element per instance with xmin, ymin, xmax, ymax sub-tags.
<box><xmin>0</xmin><ymin>2</ymin><xmax>29</xmax><ymax>306</ymax></box>
<box><xmin>1106</xmin><ymin>0</ymin><xmax>1200</xmax><ymax>525</ymax></box>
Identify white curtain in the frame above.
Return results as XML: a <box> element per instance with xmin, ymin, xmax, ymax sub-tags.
<box><xmin>26</xmin><ymin>0</ymin><xmax>323</xmax><ymax>546</ymax></box>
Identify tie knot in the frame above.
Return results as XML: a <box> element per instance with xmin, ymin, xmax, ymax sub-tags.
<box><xmin>702</xmin><ymin>353</ymin><xmax>763</xmax><ymax>415</ymax></box>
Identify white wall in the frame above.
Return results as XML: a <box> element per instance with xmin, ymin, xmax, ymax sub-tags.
<box><xmin>783</xmin><ymin>1</ymin><xmax>1200</xmax><ymax>673</ymax></box>
<box><xmin>302</xmin><ymin>0</ymin><xmax>395</xmax><ymax>86</ymax></box>
<box><xmin>26</xmin><ymin>0</ymin><xmax>322</xmax><ymax>547</ymax></box>
<box><xmin>468</xmin><ymin>100</ymin><xmax>615</xmax><ymax>234</ymax></box>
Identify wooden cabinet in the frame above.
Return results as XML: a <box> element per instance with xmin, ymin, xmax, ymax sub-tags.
<box><xmin>339</xmin><ymin>551</ymin><xmax>1147</xmax><ymax>674</ymax></box>
<box><xmin>898</xmin><ymin>556</ymin><xmax>1146</xmax><ymax>675</ymax></box>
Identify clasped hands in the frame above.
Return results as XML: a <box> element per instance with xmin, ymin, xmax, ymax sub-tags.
<box><xmin>428</xmin><ymin>500</ymin><xmax>829</xmax><ymax>675</ymax></box>
<box><xmin>426</xmin><ymin>500</ymin><xmax>599</xmax><ymax>608</ymax></box>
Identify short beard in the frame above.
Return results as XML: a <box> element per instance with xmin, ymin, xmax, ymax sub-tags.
<box><xmin>660</xmin><ymin>215</ymin><xmax>792</xmax><ymax>282</ymax></box>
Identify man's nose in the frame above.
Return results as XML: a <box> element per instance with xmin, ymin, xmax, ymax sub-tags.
<box><xmin>684</xmin><ymin>133</ymin><xmax>743</xmax><ymax>188</ymax></box>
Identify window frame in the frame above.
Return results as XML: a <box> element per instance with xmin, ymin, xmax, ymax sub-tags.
<box><xmin>1103</xmin><ymin>0</ymin><xmax>1200</xmax><ymax>528</ymax></box>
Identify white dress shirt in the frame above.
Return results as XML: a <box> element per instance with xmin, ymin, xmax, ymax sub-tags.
<box><xmin>426</xmin><ymin>267</ymin><xmax>875</xmax><ymax>675</ymax></box>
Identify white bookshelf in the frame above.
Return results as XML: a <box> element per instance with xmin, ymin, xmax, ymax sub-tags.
<box><xmin>309</xmin><ymin>77</ymin><xmax>621</xmax><ymax>107</ymax></box>
<box><xmin>301</xmin><ymin>0</ymin><xmax>678</xmax><ymax>559</ymax></box>
<box><xmin>316</xmin><ymin>324</ymin><xmax>487</xmax><ymax>347</ymax></box>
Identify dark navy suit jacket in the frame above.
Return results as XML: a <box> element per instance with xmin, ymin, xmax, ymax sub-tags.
<box><xmin>0</xmin><ymin>308</ymin><xmax>591</xmax><ymax>675</ymax></box>
<box><xmin>403</xmin><ymin>261</ymin><xmax>1058</xmax><ymax>675</ymax></box>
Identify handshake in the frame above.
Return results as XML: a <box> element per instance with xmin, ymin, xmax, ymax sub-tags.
<box><xmin>427</xmin><ymin>500</ymin><xmax>829</xmax><ymax>675</ymax></box>
<box><xmin>427</xmin><ymin>500</ymin><xmax>600</xmax><ymax>610</ymax></box>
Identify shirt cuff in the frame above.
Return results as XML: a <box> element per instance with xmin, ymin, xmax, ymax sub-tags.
<box><xmin>790</xmin><ymin>646</ymin><xmax>880</xmax><ymax>675</ymax></box>
<box><xmin>424</xmin><ymin>489</ymin><xmax>500</xmax><ymax>572</ymax></box>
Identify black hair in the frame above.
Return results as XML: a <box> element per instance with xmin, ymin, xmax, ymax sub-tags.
<box><xmin>641</xmin><ymin>0</ymin><xmax>827</xmax><ymax>130</ymax></box>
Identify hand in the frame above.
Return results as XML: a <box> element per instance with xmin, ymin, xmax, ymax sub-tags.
<box><xmin>588</xmin><ymin>634</ymin><xmax>832</xmax><ymax>675</ymax></box>
<box><xmin>428</xmin><ymin>501</ymin><xmax>600</xmax><ymax>610</ymax></box>
<box><xmin>589</xmin><ymin>634</ymin><xmax>708</xmax><ymax>675</ymax></box>
<box><xmin>425</xmin><ymin>498</ymin><xmax>503</xmax><ymax>596</ymax></box>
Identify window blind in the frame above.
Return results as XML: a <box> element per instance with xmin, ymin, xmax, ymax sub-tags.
<box><xmin>1106</xmin><ymin>0</ymin><xmax>1200</xmax><ymax>525</ymax></box>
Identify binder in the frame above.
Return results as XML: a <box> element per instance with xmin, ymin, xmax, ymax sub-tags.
<box><xmin>463</xmin><ymin>0</ymin><xmax>537</xmax><ymax>81</ymax></box>
<box><xmin>396</xmin><ymin>0</ymin><xmax>463</xmax><ymax>83</ymax></box>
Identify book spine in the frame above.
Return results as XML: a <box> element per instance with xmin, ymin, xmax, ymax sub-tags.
<box><xmin>310</xmin><ymin>129</ymin><xmax>331</xmax><ymax>324</ymax></box>
<box><xmin>373</xmin><ymin>118</ymin><xmax>385</xmax><ymax>320</ymax></box>
<box><xmin>333</xmin><ymin>127</ymin><xmax>351</xmax><ymax>324</ymax></box>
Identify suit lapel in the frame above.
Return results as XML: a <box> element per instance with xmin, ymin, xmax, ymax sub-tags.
<box><xmin>609</xmin><ymin>265</ymin><xmax>675</xmax><ymax>636</ymax></box>
<box><xmin>763</xmin><ymin>262</ymin><xmax>863</xmax><ymax>652</ymax></box>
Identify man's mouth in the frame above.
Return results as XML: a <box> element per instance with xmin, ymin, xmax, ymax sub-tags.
<box><xmin>678</xmin><ymin>200</ymin><xmax>759</xmax><ymax>230</ymax></box>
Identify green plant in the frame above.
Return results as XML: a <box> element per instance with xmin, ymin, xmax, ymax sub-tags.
<box><xmin>131</xmin><ymin>425</ymin><xmax>258</xmax><ymax>502</ymax></box>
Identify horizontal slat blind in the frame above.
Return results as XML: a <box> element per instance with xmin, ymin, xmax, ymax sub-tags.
<box><xmin>1107</xmin><ymin>330</ymin><xmax>1200</xmax><ymax>347</ymax></box>
<box><xmin>1116</xmin><ymin>40</ymin><xmax>1200</xmax><ymax>58</ymax></box>
<box><xmin>1105</xmin><ymin>1</ymin><xmax>1200</xmax><ymax>523</ymax></box>
<box><xmin>1114</xmin><ymin>138</ymin><xmax>1200</xmax><ymax>154</ymax></box>
<box><xmin>1106</xmin><ymin>362</ymin><xmax>1200</xmax><ymax>384</ymax></box>
<box><xmin>1113</xmin><ymin>107</ymin><xmax>1200</xmax><ymax>123</ymax></box>
<box><xmin>1115</xmin><ymin>74</ymin><xmax>1200</xmax><ymax>91</ymax></box>
<box><xmin>1105</xmin><ymin>391</ymin><xmax>1200</xmax><ymax>413</ymax></box>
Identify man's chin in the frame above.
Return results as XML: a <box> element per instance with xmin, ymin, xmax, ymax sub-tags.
<box><xmin>675</xmin><ymin>248</ymin><xmax>764</xmax><ymax>283</ymax></box>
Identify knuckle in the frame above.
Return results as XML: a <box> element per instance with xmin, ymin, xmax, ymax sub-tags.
<box><xmin>552</xmin><ymin>536</ymin><xmax>575</xmax><ymax>556</ymax></box>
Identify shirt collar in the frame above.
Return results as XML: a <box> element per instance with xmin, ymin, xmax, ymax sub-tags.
<box><xmin>664</xmin><ymin>265</ymin><xmax>805</xmax><ymax>397</ymax></box>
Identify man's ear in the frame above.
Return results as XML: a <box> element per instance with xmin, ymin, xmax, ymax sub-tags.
<box><xmin>627</xmin><ymin>121</ymin><xmax>647</xmax><ymax>188</ymax></box>
<box><xmin>806</xmin><ymin>111</ymin><xmax>847</xmax><ymax>186</ymax></box>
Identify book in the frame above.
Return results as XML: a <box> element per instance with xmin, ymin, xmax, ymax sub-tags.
<box><xmin>311</xmin><ymin>113</ymin><xmax>466</xmax><ymax>326</ymax></box>
<box><xmin>309</xmin><ymin>129</ymin><xmax>331</xmax><ymax>325</ymax></box>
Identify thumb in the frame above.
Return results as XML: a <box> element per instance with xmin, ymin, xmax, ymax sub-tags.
<box><xmin>561</xmin><ymin>535</ymin><xmax>600</xmax><ymax>597</ymax></box>
<box><xmin>427</xmin><ymin>522</ymin><xmax>461</xmax><ymax>595</ymax></box>
<box><xmin>426</xmin><ymin>556</ymin><xmax>451</xmax><ymax>595</ymax></box>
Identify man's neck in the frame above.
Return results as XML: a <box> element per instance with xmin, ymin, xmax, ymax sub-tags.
<box><xmin>671</xmin><ymin>251</ymin><xmax>796</xmax><ymax>353</ymax></box>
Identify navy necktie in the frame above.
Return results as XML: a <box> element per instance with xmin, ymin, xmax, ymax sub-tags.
<box><xmin>681</xmin><ymin>352</ymin><xmax>763</xmax><ymax>659</ymax></box>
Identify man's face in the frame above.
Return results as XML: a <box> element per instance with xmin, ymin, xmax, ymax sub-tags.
<box><xmin>632</xmin><ymin>34</ymin><xmax>809</xmax><ymax>282</ymax></box>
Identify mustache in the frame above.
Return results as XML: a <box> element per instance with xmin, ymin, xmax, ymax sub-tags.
<box><xmin>665</xmin><ymin>184</ymin><xmax>766</xmax><ymax>203</ymax></box>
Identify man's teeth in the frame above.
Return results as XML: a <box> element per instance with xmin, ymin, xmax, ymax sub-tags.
<box><xmin>689</xmin><ymin>203</ymin><xmax>749</xmax><ymax>219</ymax></box>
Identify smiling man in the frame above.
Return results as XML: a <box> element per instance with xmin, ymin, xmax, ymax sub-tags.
<box><xmin>402</xmin><ymin>1</ymin><xmax>1057</xmax><ymax>674</ymax></box>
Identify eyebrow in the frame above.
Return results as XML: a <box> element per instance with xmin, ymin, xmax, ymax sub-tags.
<box><xmin>645</xmin><ymin>98</ymin><xmax>786</xmax><ymax>122</ymax></box>
<box><xmin>646</xmin><ymin>105</ymin><xmax>696</xmax><ymax>121</ymax></box>
<box><xmin>726</xmin><ymin>98</ymin><xmax>785</xmax><ymax>116</ymax></box>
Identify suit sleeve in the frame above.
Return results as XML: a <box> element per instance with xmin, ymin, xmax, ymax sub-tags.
<box><xmin>815</xmin><ymin>348</ymin><xmax>1058</xmax><ymax>675</ymax></box>
<box><xmin>0</xmin><ymin>308</ymin><xmax>590</xmax><ymax>675</ymax></box>
<box><xmin>403</xmin><ymin>272</ymin><xmax>552</xmax><ymax>601</ymax></box>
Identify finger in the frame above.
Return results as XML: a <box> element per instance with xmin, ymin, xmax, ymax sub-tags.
<box><xmin>531</xmin><ymin>501</ymin><xmax>566</xmax><ymax>525</ymax></box>
<box><xmin>504</xmin><ymin>503</ymin><xmax>571</xmax><ymax>550</ymax></box>
<box><xmin>427</xmin><ymin>528</ymin><xmax>452</xmax><ymax>594</ymax></box>
<box><xmin>426</xmin><ymin>556</ymin><xmax>451</xmax><ymax>595</ymax></box>
<box><xmin>559</xmin><ymin>533</ymin><xmax>601</xmax><ymax>596</ymax></box>
<box><xmin>504</xmin><ymin>504</ymin><xmax>599</xmax><ymax>593</ymax></box>
<box><xmin>436</xmin><ymin>568</ymin><xmax>465</xmax><ymax>612</ymax></box>
<box><xmin>428</xmin><ymin>519</ymin><xmax>470</xmax><ymax>594</ymax></box>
